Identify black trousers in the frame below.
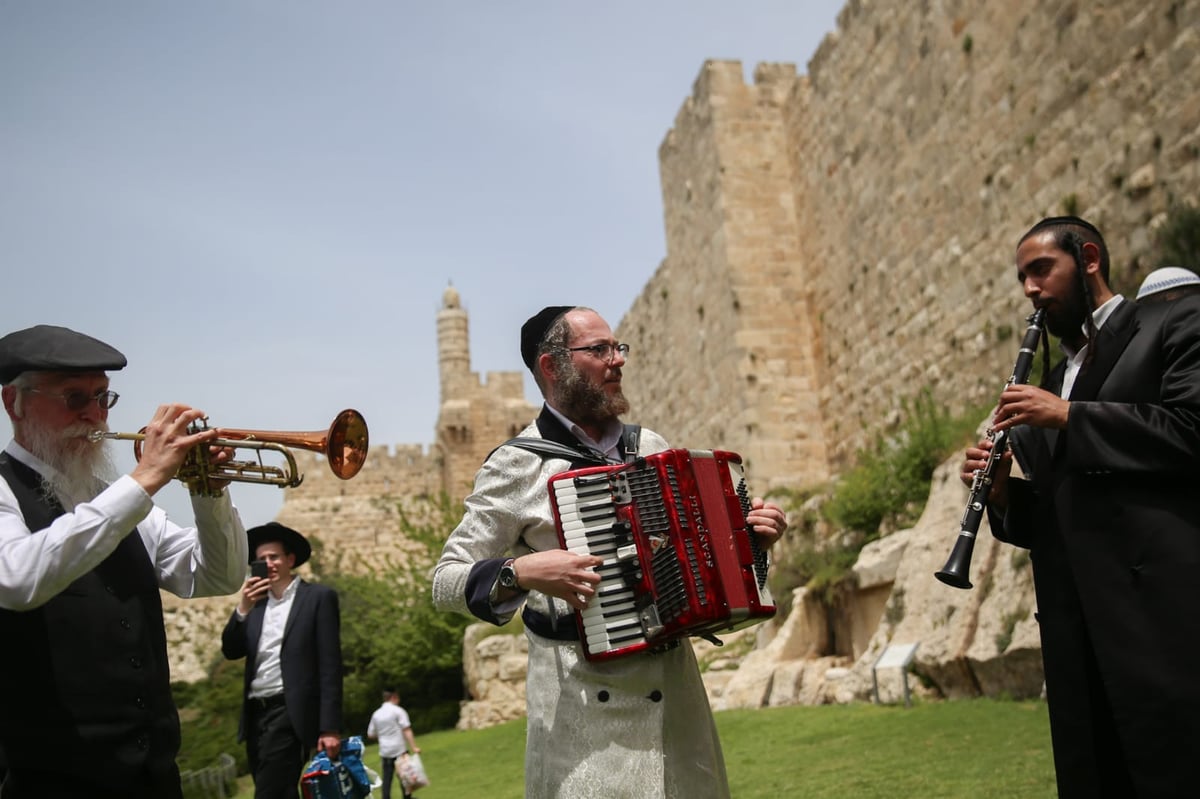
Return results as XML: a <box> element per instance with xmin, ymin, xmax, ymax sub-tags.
<box><xmin>379</xmin><ymin>756</ymin><xmax>413</xmax><ymax>799</ymax></box>
<box><xmin>247</xmin><ymin>698</ymin><xmax>306</xmax><ymax>799</ymax></box>
<box><xmin>1</xmin><ymin>764</ymin><xmax>182</xmax><ymax>799</ymax></box>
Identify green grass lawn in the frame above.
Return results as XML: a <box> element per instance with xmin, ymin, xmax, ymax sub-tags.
<box><xmin>230</xmin><ymin>699</ymin><xmax>1055</xmax><ymax>798</ymax></box>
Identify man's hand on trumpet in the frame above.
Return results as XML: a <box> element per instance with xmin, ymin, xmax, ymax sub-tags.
<box><xmin>130</xmin><ymin>403</ymin><xmax>226</xmax><ymax>495</ymax></box>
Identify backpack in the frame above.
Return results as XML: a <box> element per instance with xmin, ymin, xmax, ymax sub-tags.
<box><xmin>300</xmin><ymin>736</ymin><xmax>373</xmax><ymax>799</ymax></box>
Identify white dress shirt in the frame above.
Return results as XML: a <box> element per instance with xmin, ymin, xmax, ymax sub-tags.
<box><xmin>1060</xmin><ymin>295</ymin><xmax>1124</xmax><ymax>399</ymax></box>
<box><xmin>0</xmin><ymin>440</ymin><xmax>247</xmax><ymax>610</ymax></box>
<box><xmin>248</xmin><ymin>575</ymin><xmax>300</xmax><ymax>698</ymax></box>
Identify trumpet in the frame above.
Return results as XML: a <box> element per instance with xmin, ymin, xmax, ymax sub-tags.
<box><xmin>90</xmin><ymin>409</ymin><xmax>369</xmax><ymax>497</ymax></box>
<box><xmin>935</xmin><ymin>308</ymin><xmax>1045</xmax><ymax>589</ymax></box>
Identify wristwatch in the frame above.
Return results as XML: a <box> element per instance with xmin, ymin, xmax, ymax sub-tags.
<box><xmin>497</xmin><ymin>558</ymin><xmax>521</xmax><ymax>591</ymax></box>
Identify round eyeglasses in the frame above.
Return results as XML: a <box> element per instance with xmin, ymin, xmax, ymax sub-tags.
<box><xmin>22</xmin><ymin>387</ymin><xmax>120</xmax><ymax>412</ymax></box>
<box><xmin>565</xmin><ymin>342</ymin><xmax>631</xmax><ymax>363</ymax></box>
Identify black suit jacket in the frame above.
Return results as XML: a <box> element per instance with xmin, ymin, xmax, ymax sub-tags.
<box><xmin>221</xmin><ymin>579</ymin><xmax>343</xmax><ymax>747</ymax></box>
<box><xmin>992</xmin><ymin>296</ymin><xmax>1200</xmax><ymax>797</ymax></box>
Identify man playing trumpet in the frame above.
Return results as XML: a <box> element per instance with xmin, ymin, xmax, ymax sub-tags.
<box><xmin>0</xmin><ymin>324</ymin><xmax>248</xmax><ymax>799</ymax></box>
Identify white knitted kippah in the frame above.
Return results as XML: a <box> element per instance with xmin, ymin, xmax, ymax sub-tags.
<box><xmin>1136</xmin><ymin>266</ymin><xmax>1200</xmax><ymax>300</ymax></box>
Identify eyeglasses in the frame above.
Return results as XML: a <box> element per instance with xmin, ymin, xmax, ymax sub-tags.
<box><xmin>565</xmin><ymin>342</ymin><xmax>631</xmax><ymax>363</ymax></box>
<box><xmin>22</xmin><ymin>387</ymin><xmax>120</xmax><ymax>411</ymax></box>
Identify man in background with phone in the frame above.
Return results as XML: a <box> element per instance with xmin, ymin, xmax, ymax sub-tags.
<box><xmin>221</xmin><ymin>522</ymin><xmax>343</xmax><ymax>799</ymax></box>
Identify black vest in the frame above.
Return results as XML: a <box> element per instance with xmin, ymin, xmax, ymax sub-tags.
<box><xmin>0</xmin><ymin>454</ymin><xmax>179</xmax><ymax>784</ymax></box>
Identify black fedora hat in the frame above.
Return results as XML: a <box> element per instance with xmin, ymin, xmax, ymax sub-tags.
<box><xmin>247</xmin><ymin>522</ymin><xmax>312</xmax><ymax>567</ymax></box>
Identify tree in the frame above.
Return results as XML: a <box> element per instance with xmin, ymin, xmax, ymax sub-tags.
<box><xmin>308</xmin><ymin>493</ymin><xmax>472</xmax><ymax>734</ymax></box>
<box><xmin>1156</xmin><ymin>202</ymin><xmax>1200</xmax><ymax>268</ymax></box>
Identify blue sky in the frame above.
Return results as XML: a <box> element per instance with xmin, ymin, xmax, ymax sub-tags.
<box><xmin>1</xmin><ymin>1</ymin><xmax>842</xmax><ymax>526</ymax></box>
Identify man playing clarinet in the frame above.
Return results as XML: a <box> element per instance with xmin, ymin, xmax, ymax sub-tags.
<box><xmin>961</xmin><ymin>216</ymin><xmax>1200</xmax><ymax>797</ymax></box>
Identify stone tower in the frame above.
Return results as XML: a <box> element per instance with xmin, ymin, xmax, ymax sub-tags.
<box><xmin>618</xmin><ymin>61</ymin><xmax>831</xmax><ymax>490</ymax></box>
<box><xmin>437</xmin><ymin>284</ymin><xmax>471</xmax><ymax>401</ymax></box>
<box><xmin>434</xmin><ymin>285</ymin><xmax>539</xmax><ymax>499</ymax></box>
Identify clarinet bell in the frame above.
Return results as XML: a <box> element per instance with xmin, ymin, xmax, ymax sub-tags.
<box><xmin>934</xmin><ymin>535</ymin><xmax>975</xmax><ymax>589</ymax></box>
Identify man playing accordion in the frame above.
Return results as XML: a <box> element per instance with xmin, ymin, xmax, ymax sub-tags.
<box><xmin>433</xmin><ymin>305</ymin><xmax>787</xmax><ymax>798</ymax></box>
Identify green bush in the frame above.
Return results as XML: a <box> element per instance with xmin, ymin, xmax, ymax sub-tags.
<box><xmin>174</xmin><ymin>658</ymin><xmax>250</xmax><ymax>773</ymax></box>
<box><xmin>306</xmin><ymin>493</ymin><xmax>472</xmax><ymax>736</ymax></box>
<box><xmin>767</xmin><ymin>390</ymin><xmax>988</xmax><ymax>622</ymax></box>
<box><xmin>1155</xmin><ymin>201</ymin><xmax>1200</xmax><ymax>268</ymax></box>
<box><xmin>823</xmin><ymin>390</ymin><xmax>975</xmax><ymax>538</ymax></box>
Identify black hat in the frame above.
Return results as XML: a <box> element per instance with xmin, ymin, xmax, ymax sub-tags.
<box><xmin>520</xmin><ymin>306</ymin><xmax>575</xmax><ymax>371</ymax></box>
<box><xmin>0</xmin><ymin>325</ymin><xmax>127</xmax><ymax>385</ymax></box>
<box><xmin>247</xmin><ymin>522</ymin><xmax>312</xmax><ymax>567</ymax></box>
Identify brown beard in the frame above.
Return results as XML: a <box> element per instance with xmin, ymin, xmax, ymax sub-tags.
<box><xmin>554</xmin><ymin>361</ymin><xmax>630</xmax><ymax>428</ymax></box>
<box><xmin>18</xmin><ymin>420</ymin><xmax>117</xmax><ymax>507</ymax></box>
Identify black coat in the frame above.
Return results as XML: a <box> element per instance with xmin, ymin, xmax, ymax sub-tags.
<box><xmin>995</xmin><ymin>296</ymin><xmax>1200</xmax><ymax>797</ymax></box>
<box><xmin>221</xmin><ymin>579</ymin><xmax>343</xmax><ymax>747</ymax></box>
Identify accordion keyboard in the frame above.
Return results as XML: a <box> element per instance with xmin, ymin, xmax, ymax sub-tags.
<box><xmin>551</xmin><ymin>472</ymin><xmax>648</xmax><ymax>652</ymax></box>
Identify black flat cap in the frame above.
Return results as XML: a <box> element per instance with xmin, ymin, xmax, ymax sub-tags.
<box><xmin>247</xmin><ymin>522</ymin><xmax>312</xmax><ymax>567</ymax></box>
<box><xmin>0</xmin><ymin>325</ymin><xmax>127</xmax><ymax>385</ymax></box>
<box><xmin>520</xmin><ymin>306</ymin><xmax>575</xmax><ymax>371</ymax></box>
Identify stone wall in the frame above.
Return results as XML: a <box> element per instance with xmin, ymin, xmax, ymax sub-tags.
<box><xmin>625</xmin><ymin>62</ymin><xmax>829</xmax><ymax>490</ymax></box>
<box><xmin>620</xmin><ymin>0</ymin><xmax>1200</xmax><ymax>478</ymax></box>
<box><xmin>167</xmin><ymin>0</ymin><xmax>1200</xmax><ymax>708</ymax></box>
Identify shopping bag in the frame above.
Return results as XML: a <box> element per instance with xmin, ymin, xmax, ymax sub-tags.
<box><xmin>398</xmin><ymin>752</ymin><xmax>431</xmax><ymax>793</ymax></box>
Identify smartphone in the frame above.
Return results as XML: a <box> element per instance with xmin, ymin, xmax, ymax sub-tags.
<box><xmin>250</xmin><ymin>560</ymin><xmax>269</xmax><ymax>580</ymax></box>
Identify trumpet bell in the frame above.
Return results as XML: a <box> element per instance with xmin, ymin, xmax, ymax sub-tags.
<box><xmin>325</xmin><ymin>409</ymin><xmax>369</xmax><ymax>479</ymax></box>
<box><xmin>218</xmin><ymin>408</ymin><xmax>370</xmax><ymax>481</ymax></box>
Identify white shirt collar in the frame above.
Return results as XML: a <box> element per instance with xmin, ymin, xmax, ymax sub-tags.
<box><xmin>269</xmin><ymin>574</ymin><xmax>301</xmax><ymax>604</ymax></box>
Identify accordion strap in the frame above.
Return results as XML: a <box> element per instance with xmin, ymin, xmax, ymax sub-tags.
<box><xmin>488</xmin><ymin>437</ymin><xmax>605</xmax><ymax>465</ymax></box>
<box><xmin>620</xmin><ymin>425</ymin><xmax>641</xmax><ymax>464</ymax></box>
<box><xmin>488</xmin><ymin>424</ymin><xmax>641</xmax><ymax>466</ymax></box>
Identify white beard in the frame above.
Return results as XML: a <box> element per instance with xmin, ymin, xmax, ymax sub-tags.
<box><xmin>20</xmin><ymin>421</ymin><xmax>118</xmax><ymax>508</ymax></box>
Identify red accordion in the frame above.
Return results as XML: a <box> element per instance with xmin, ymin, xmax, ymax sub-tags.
<box><xmin>549</xmin><ymin>448</ymin><xmax>775</xmax><ymax>662</ymax></box>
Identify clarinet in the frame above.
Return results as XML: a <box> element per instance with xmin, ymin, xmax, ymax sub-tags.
<box><xmin>935</xmin><ymin>307</ymin><xmax>1046</xmax><ymax>589</ymax></box>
